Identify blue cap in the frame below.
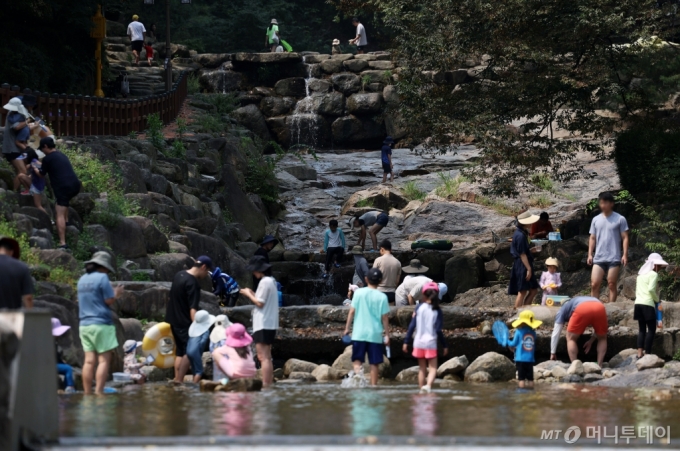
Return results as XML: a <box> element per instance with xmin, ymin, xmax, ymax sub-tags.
<box><xmin>196</xmin><ymin>255</ymin><xmax>213</xmax><ymax>270</ymax></box>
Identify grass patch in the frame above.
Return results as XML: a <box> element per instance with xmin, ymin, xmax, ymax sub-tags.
<box><xmin>242</xmin><ymin>138</ymin><xmax>284</xmax><ymax>203</ymax></box>
<box><xmin>477</xmin><ymin>196</ymin><xmax>522</xmax><ymax>216</ymax></box>
<box><xmin>530</xmin><ymin>174</ymin><xmax>554</xmax><ymax>192</ymax></box>
<box><xmin>402</xmin><ymin>180</ymin><xmax>427</xmax><ymax>201</ymax></box>
<box><xmin>146</xmin><ymin>113</ymin><xmax>165</xmax><ymax>153</ymax></box>
<box><xmin>194</xmin><ymin>93</ymin><xmax>238</xmax><ymax>116</ymax></box>
<box><xmin>194</xmin><ymin>114</ymin><xmax>225</xmax><ymax>133</ymax></box>
<box><xmin>187</xmin><ymin>73</ymin><xmax>201</xmax><ymax>95</ymax></box>
<box><xmin>435</xmin><ymin>172</ymin><xmax>468</xmax><ymax>198</ymax></box>
<box><xmin>356</xmin><ymin>198</ymin><xmax>375</xmax><ymax>208</ymax></box>
<box><xmin>527</xmin><ymin>194</ymin><xmax>553</xmax><ymax>209</ymax></box>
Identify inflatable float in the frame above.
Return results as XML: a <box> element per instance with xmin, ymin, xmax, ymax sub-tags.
<box><xmin>280</xmin><ymin>39</ymin><xmax>293</xmax><ymax>52</ymax></box>
<box><xmin>142</xmin><ymin>322</ymin><xmax>176</xmax><ymax>369</ymax></box>
<box><xmin>545</xmin><ymin>295</ymin><xmax>570</xmax><ymax>307</ymax></box>
<box><xmin>410</xmin><ymin>239</ymin><xmax>453</xmax><ymax>251</ymax></box>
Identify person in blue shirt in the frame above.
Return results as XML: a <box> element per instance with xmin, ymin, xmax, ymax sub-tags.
<box><xmin>509</xmin><ymin>211</ymin><xmax>542</xmax><ymax>308</ymax></box>
<box><xmin>507</xmin><ymin>310</ymin><xmax>542</xmax><ymax>389</ymax></box>
<box><xmin>381</xmin><ymin>136</ymin><xmax>394</xmax><ymax>183</ymax></box>
<box><xmin>322</xmin><ymin>219</ymin><xmax>346</xmax><ymax>278</ymax></box>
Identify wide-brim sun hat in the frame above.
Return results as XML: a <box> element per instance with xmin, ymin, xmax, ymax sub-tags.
<box><xmin>402</xmin><ymin>259</ymin><xmax>429</xmax><ymax>274</ymax></box>
<box><xmin>188</xmin><ymin>310</ymin><xmax>216</xmax><ymax>338</ymax></box>
<box><xmin>84</xmin><ymin>251</ymin><xmax>116</xmax><ymax>273</ymax></box>
<box><xmin>51</xmin><ymin>318</ymin><xmax>71</xmax><ymax>337</ymax></box>
<box><xmin>545</xmin><ymin>257</ymin><xmax>559</xmax><ymax>267</ymax></box>
<box><xmin>247</xmin><ymin>255</ymin><xmax>272</xmax><ymax>273</ymax></box>
<box><xmin>210</xmin><ymin>314</ymin><xmax>233</xmax><ymax>344</ymax></box>
<box><xmin>271</xmin><ymin>18</ymin><xmax>278</xmax><ymax>24</ymax></box>
<box><xmin>517</xmin><ymin>211</ymin><xmax>541</xmax><ymax>225</ymax></box>
<box><xmin>638</xmin><ymin>252</ymin><xmax>670</xmax><ymax>276</ymax></box>
<box><xmin>332</xmin><ymin>39</ymin><xmax>340</xmax><ymax>45</ymax></box>
<box><xmin>260</xmin><ymin>235</ymin><xmax>279</xmax><ymax>247</ymax></box>
<box><xmin>512</xmin><ymin>310</ymin><xmax>543</xmax><ymax>329</ymax></box>
<box><xmin>226</xmin><ymin>323</ymin><xmax>253</xmax><ymax>347</ymax></box>
<box><xmin>0</xmin><ymin>236</ymin><xmax>21</xmax><ymax>260</ymax></box>
<box><xmin>123</xmin><ymin>339</ymin><xmax>142</xmax><ymax>353</ymax></box>
<box><xmin>351</xmin><ymin>245</ymin><xmax>364</xmax><ymax>255</ymax></box>
<box><xmin>3</xmin><ymin>97</ymin><xmax>30</xmax><ymax>118</ymax></box>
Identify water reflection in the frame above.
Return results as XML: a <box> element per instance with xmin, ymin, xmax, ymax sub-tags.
<box><xmin>411</xmin><ymin>394</ymin><xmax>438</xmax><ymax>436</ymax></box>
<box><xmin>350</xmin><ymin>390</ymin><xmax>385</xmax><ymax>436</ymax></box>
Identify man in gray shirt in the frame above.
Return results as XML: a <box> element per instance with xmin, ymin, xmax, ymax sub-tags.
<box><xmin>587</xmin><ymin>192</ymin><xmax>629</xmax><ymax>303</ymax></box>
<box><xmin>350</xmin><ymin>17</ymin><xmax>368</xmax><ymax>54</ymax></box>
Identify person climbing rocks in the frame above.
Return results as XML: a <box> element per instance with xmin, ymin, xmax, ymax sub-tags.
<box><xmin>343</xmin><ymin>268</ymin><xmax>390</xmax><ymax>386</ymax></box>
<box><xmin>0</xmin><ymin>236</ymin><xmax>33</xmax><ymax>309</ymax></box>
<box><xmin>509</xmin><ymin>211</ymin><xmax>541</xmax><ymax>308</ymax></box>
<box><xmin>38</xmin><ymin>137</ymin><xmax>82</xmax><ymax>251</ymax></box>
<box><xmin>381</xmin><ymin>136</ymin><xmax>394</xmax><ymax>183</ymax></box>
<box><xmin>127</xmin><ymin>15</ymin><xmax>147</xmax><ymax>65</ymax></box>
<box><xmin>2</xmin><ymin>97</ymin><xmax>36</xmax><ymax>193</ymax></box>
<box><xmin>550</xmin><ymin>296</ymin><xmax>608</xmax><ymax>367</ymax></box>
<box><xmin>349</xmin><ymin>17</ymin><xmax>368</xmax><ymax>54</ymax></box>
<box><xmin>265</xmin><ymin>19</ymin><xmax>280</xmax><ymax>52</ymax></box>
<box><xmin>634</xmin><ymin>253</ymin><xmax>669</xmax><ymax>358</ymax></box>
<box><xmin>240</xmin><ymin>256</ymin><xmax>279</xmax><ymax>388</ymax></box>
<box><xmin>351</xmin><ymin>246</ymin><xmax>369</xmax><ymax>288</ymax></box>
<box><xmin>322</xmin><ymin>219</ymin><xmax>346</xmax><ymax>278</ymax></box>
<box><xmin>165</xmin><ymin>256</ymin><xmax>213</xmax><ymax>384</ymax></box>
<box><xmin>77</xmin><ymin>251</ymin><xmax>124</xmax><ymax>394</ymax></box>
<box><xmin>350</xmin><ymin>211</ymin><xmax>389</xmax><ymax>251</ymax></box>
<box><xmin>588</xmin><ymin>191</ymin><xmax>629</xmax><ymax>303</ymax></box>
<box><xmin>372</xmin><ymin>239</ymin><xmax>401</xmax><ymax>304</ymax></box>
<box><xmin>530</xmin><ymin>212</ymin><xmax>554</xmax><ymax>239</ymax></box>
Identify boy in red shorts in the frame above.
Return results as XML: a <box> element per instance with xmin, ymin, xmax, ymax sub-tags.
<box><xmin>550</xmin><ymin>296</ymin><xmax>608</xmax><ymax>366</ymax></box>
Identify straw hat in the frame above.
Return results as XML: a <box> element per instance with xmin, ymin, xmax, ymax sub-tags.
<box><xmin>512</xmin><ymin>310</ymin><xmax>543</xmax><ymax>329</ymax></box>
<box><xmin>545</xmin><ymin>257</ymin><xmax>559</xmax><ymax>268</ymax></box>
<box><xmin>517</xmin><ymin>211</ymin><xmax>540</xmax><ymax>225</ymax></box>
<box><xmin>402</xmin><ymin>259</ymin><xmax>429</xmax><ymax>274</ymax></box>
<box><xmin>188</xmin><ymin>310</ymin><xmax>216</xmax><ymax>338</ymax></box>
<box><xmin>84</xmin><ymin>251</ymin><xmax>116</xmax><ymax>273</ymax></box>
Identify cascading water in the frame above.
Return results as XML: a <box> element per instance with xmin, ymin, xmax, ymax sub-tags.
<box><xmin>289</xmin><ymin>58</ymin><xmax>320</xmax><ymax>149</ymax></box>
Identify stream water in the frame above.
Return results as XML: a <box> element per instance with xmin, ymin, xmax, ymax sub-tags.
<box><xmin>59</xmin><ymin>382</ymin><xmax>679</xmax><ymax>443</ymax></box>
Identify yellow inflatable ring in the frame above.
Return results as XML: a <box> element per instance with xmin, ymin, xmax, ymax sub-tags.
<box><xmin>142</xmin><ymin>322</ymin><xmax>176</xmax><ymax>369</ymax></box>
<box><xmin>546</xmin><ymin>298</ymin><xmax>554</xmax><ymax>306</ymax></box>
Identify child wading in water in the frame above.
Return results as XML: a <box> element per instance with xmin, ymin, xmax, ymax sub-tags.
<box><xmin>539</xmin><ymin>257</ymin><xmax>562</xmax><ymax>305</ymax></box>
<box><xmin>403</xmin><ymin>282</ymin><xmax>448</xmax><ymax>393</ymax></box>
<box><xmin>507</xmin><ymin>310</ymin><xmax>542</xmax><ymax>388</ymax></box>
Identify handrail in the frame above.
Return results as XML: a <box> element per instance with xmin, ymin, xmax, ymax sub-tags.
<box><xmin>0</xmin><ymin>71</ymin><xmax>188</xmax><ymax>137</ymax></box>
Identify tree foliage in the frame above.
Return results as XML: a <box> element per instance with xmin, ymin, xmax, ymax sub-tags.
<box><xmin>364</xmin><ymin>0</ymin><xmax>680</xmax><ymax>195</ymax></box>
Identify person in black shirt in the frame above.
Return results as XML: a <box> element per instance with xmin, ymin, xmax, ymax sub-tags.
<box><xmin>165</xmin><ymin>255</ymin><xmax>213</xmax><ymax>383</ymax></box>
<box><xmin>0</xmin><ymin>236</ymin><xmax>34</xmax><ymax>309</ymax></box>
<box><xmin>38</xmin><ymin>137</ymin><xmax>82</xmax><ymax>251</ymax></box>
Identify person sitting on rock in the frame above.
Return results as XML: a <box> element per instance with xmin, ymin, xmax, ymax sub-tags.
<box><xmin>550</xmin><ymin>296</ymin><xmax>608</xmax><ymax>367</ymax></box>
<box><xmin>332</xmin><ymin>38</ymin><xmax>342</xmax><ymax>55</ymax></box>
<box><xmin>52</xmin><ymin>318</ymin><xmax>76</xmax><ymax>393</ymax></box>
<box><xmin>212</xmin><ymin>323</ymin><xmax>257</xmax><ymax>380</ymax></box>
<box><xmin>123</xmin><ymin>340</ymin><xmax>146</xmax><ymax>384</ymax></box>
<box><xmin>209</xmin><ymin>315</ymin><xmax>232</xmax><ymax>380</ymax></box>
<box><xmin>350</xmin><ymin>211</ymin><xmax>389</xmax><ymax>252</ymax></box>
<box><xmin>530</xmin><ymin>212</ymin><xmax>554</xmax><ymax>239</ymax></box>
<box><xmin>507</xmin><ymin>310</ymin><xmax>542</xmax><ymax>389</ymax></box>
<box><xmin>322</xmin><ymin>219</ymin><xmax>346</xmax><ymax>279</ymax></box>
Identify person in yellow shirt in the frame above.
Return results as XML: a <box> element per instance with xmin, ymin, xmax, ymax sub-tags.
<box><xmin>634</xmin><ymin>253</ymin><xmax>669</xmax><ymax>358</ymax></box>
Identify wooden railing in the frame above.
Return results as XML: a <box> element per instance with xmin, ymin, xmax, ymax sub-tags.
<box><xmin>0</xmin><ymin>72</ymin><xmax>188</xmax><ymax>137</ymax></box>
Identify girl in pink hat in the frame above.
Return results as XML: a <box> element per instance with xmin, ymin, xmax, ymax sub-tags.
<box><xmin>211</xmin><ymin>323</ymin><xmax>257</xmax><ymax>380</ymax></box>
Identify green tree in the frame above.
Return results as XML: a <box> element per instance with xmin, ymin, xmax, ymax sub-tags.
<box><xmin>361</xmin><ymin>0</ymin><xmax>680</xmax><ymax>195</ymax></box>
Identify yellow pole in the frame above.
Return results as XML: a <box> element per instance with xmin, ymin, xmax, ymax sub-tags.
<box><xmin>95</xmin><ymin>39</ymin><xmax>104</xmax><ymax>97</ymax></box>
<box><xmin>92</xmin><ymin>5</ymin><xmax>106</xmax><ymax>97</ymax></box>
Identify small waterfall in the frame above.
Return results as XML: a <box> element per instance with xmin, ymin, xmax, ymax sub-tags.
<box><xmin>289</xmin><ymin>58</ymin><xmax>319</xmax><ymax>149</ymax></box>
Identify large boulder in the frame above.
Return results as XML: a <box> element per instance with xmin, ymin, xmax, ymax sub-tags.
<box><xmin>193</xmin><ymin>53</ymin><xmax>232</xmax><ymax>69</ymax></box>
<box><xmin>113</xmin><ymin>282</ymin><xmax>220</xmax><ymax>320</ymax></box>
<box><xmin>331</xmin><ymin>115</ymin><xmax>385</xmax><ymax>146</ymax></box>
<box><xmin>331</xmin><ymin>345</ymin><xmax>391</xmax><ymax>377</ymax></box>
<box><xmin>347</xmin><ymin>93</ymin><xmax>383</xmax><ymax>115</ymax></box>
<box><xmin>149</xmin><ymin>253</ymin><xmax>195</xmax><ymax>282</ymax></box>
<box><xmin>464</xmin><ymin>352</ymin><xmax>516</xmax><ymax>382</ymax></box>
<box><xmin>218</xmin><ymin>165</ymin><xmax>268</xmax><ymax>242</ymax></box>
<box><xmin>274</xmin><ymin>78</ymin><xmax>307</xmax><ymax>97</ymax></box>
<box><xmin>283</xmin><ymin>358</ymin><xmax>319</xmax><ymax>376</ymax></box>
<box><xmin>437</xmin><ymin>355</ymin><xmax>469</xmax><ymax>378</ymax></box>
<box><xmin>312</xmin><ymin>364</ymin><xmax>345</xmax><ymax>381</ymax></box>
<box><xmin>343</xmin><ymin>59</ymin><xmax>369</xmax><ymax>72</ymax></box>
<box><xmin>18</xmin><ymin>206</ymin><xmax>52</xmax><ymax>231</ymax></box>
<box><xmin>106</xmin><ymin>217</ymin><xmax>148</xmax><ymax>259</ymax></box>
<box><xmin>117</xmin><ymin>160</ymin><xmax>148</xmax><ymax>194</ymax></box>
<box><xmin>331</xmin><ymin>73</ymin><xmax>361</xmax><ymax>96</ymax></box>
<box><xmin>183</xmin><ymin>231</ymin><xmax>230</xmax><ymax>269</ymax></box>
<box><xmin>314</xmin><ymin>92</ymin><xmax>345</xmax><ymax>116</ymax></box>
<box><xmin>260</xmin><ymin>96</ymin><xmax>296</xmax><ymax>117</ymax></box>
<box><xmin>119</xmin><ymin>318</ymin><xmax>144</xmax><ymax>341</ymax></box>
<box><xmin>636</xmin><ymin>354</ymin><xmax>665</xmax><ymax>371</ymax></box>
<box><xmin>233</xmin><ymin>104</ymin><xmax>271</xmax><ymax>141</ymax></box>
<box><xmin>395</xmin><ymin>366</ymin><xmax>420</xmax><ymax>382</ymax></box>
<box><xmin>198</xmin><ymin>69</ymin><xmax>243</xmax><ymax>93</ymax></box>
<box><xmin>37</xmin><ymin>249</ymin><xmax>78</xmax><ymax>272</ymax></box>
<box><xmin>128</xmin><ymin>216</ymin><xmax>169</xmax><ymax>254</ymax></box>
<box><xmin>320</xmin><ymin>58</ymin><xmax>344</xmax><ymax>74</ymax></box>
<box><xmin>308</xmin><ymin>79</ymin><xmax>331</xmax><ymax>93</ymax></box>
<box><xmin>33</xmin><ymin>295</ymin><xmax>82</xmax><ymax>366</ymax></box>
<box><xmin>445</xmin><ymin>250</ymin><xmax>485</xmax><ymax>299</ymax></box>
<box><xmin>342</xmin><ymin>185</ymin><xmax>409</xmax><ymax>214</ymax></box>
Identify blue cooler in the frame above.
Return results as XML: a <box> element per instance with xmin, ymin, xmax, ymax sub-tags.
<box><xmin>548</xmin><ymin>232</ymin><xmax>562</xmax><ymax>241</ymax></box>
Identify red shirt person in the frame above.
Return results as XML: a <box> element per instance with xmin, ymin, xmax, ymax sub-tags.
<box><xmin>530</xmin><ymin>212</ymin><xmax>554</xmax><ymax>239</ymax></box>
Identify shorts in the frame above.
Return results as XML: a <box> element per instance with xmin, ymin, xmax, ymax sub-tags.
<box><xmin>516</xmin><ymin>361</ymin><xmax>534</xmax><ymax>381</ymax></box>
<box><xmin>55</xmin><ymin>181</ymin><xmax>81</xmax><ymax>207</ymax></box>
<box><xmin>382</xmin><ymin>162</ymin><xmax>392</xmax><ymax>174</ymax></box>
<box><xmin>567</xmin><ymin>301</ymin><xmax>608</xmax><ymax>336</ymax></box>
<box><xmin>634</xmin><ymin>304</ymin><xmax>656</xmax><ymax>322</ymax></box>
<box><xmin>351</xmin><ymin>340</ymin><xmax>384</xmax><ymax>365</ymax></box>
<box><xmin>357</xmin><ymin>45</ymin><xmax>366</xmax><ymax>51</ymax></box>
<box><xmin>186</xmin><ymin>330</ymin><xmax>209</xmax><ymax>375</ymax></box>
<box><xmin>253</xmin><ymin>329</ymin><xmax>276</xmax><ymax>345</ymax></box>
<box><xmin>131</xmin><ymin>40</ymin><xmax>144</xmax><ymax>52</ymax></box>
<box><xmin>79</xmin><ymin>324</ymin><xmax>119</xmax><ymax>354</ymax></box>
<box><xmin>384</xmin><ymin>292</ymin><xmax>395</xmax><ymax>304</ymax></box>
<box><xmin>508</xmin><ymin>259</ymin><xmax>539</xmax><ymax>295</ymax></box>
<box><xmin>3</xmin><ymin>152</ymin><xmax>22</xmax><ymax>163</ymax></box>
<box><xmin>170</xmin><ymin>324</ymin><xmax>189</xmax><ymax>357</ymax></box>
<box><xmin>30</xmin><ymin>184</ymin><xmax>44</xmax><ymax>196</ymax></box>
<box><xmin>270</xmin><ymin>36</ymin><xmax>280</xmax><ymax>45</ymax></box>
<box><xmin>594</xmin><ymin>261</ymin><xmax>621</xmax><ymax>274</ymax></box>
<box><xmin>376</xmin><ymin>213</ymin><xmax>389</xmax><ymax>227</ymax></box>
<box><xmin>412</xmin><ymin>347</ymin><xmax>437</xmax><ymax>359</ymax></box>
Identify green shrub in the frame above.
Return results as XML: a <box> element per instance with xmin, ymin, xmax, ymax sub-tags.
<box><xmin>194</xmin><ymin>93</ymin><xmax>238</xmax><ymax>116</ymax></box>
<box><xmin>614</xmin><ymin>127</ymin><xmax>680</xmax><ymax>200</ymax></box>
<box><xmin>169</xmin><ymin>140</ymin><xmax>186</xmax><ymax>159</ymax></box>
<box><xmin>241</xmin><ymin>138</ymin><xmax>282</xmax><ymax>203</ymax></box>
<box><xmin>435</xmin><ymin>172</ymin><xmax>467</xmax><ymax>198</ymax></box>
<box><xmin>187</xmin><ymin>73</ymin><xmax>201</xmax><ymax>95</ymax></box>
<box><xmin>356</xmin><ymin>198</ymin><xmax>374</xmax><ymax>208</ymax></box>
<box><xmin>146</xmin><ymin>113</ymin><xmax>165</xmax><ymax>153</ymax></box>
<box><xmin>402</xmin><ymin>181</ymin><xmax>427</xmax><ymax>201</ymax></box>
<box><xmin>527</xmin><ymin>194</ymin><xmax>553</xmax><ymax>209</ymax></box>
<box><xmin>195</xmin><ymin>114</ymin><xmax>224</xmax><ymax>133</ymax></box>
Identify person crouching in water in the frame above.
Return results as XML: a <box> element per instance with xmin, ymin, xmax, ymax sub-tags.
<box><xmin>402</xmin><ymin>282</ymin><xmax>448</xmax><ymax>393</ymax></box>
<box><xmin>212</xmin><ymin>323</ymin><xmax>257</xmax><ymax>380</ymax></box>
<box><xmin>507</xmin><ymin>310</ymin><xmax>542</xmax><ymax>389</ymax></box>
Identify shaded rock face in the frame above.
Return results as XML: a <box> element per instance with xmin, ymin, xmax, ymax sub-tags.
<box><xmin>107</xmin><ymin>217</ymin><xmax>147</xmax><ymax>259</ymax></box>
<box><xmin>331</xmin><ymin>115</ymin><xmax>385</xmax><ymax>146</ymax></box>
<box><xmin>275</xmin><ymin>78</ymin><xmax>307</xmax><ymax>97</ymax></box>
<box><xmin>331</xmin><ymin>73</ymin><xmax>361</xmax><ymax>96</ymax></box>
<box><xmin>445</xmin><ymin>251</ymin><xmax>485</xmax><ymax>299</ymax></box>
<box><xmin>113</xmin><ymin>282</ymin><xmax>220</xmax><ymax>321</ymax></box>
<box><xmin>218</xmin><ymin>165</ymin><xmax>268</xmax><ymax>242</ymax></box>
<box><xmin>347</xmin><ymin>93</ymin><xmax>383</xmax><ymax>115</ymax></box>
<box><xmin>233</xmin><ymin>104</ymin><xmax>271</xmax><ymax>141</ymax></box>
